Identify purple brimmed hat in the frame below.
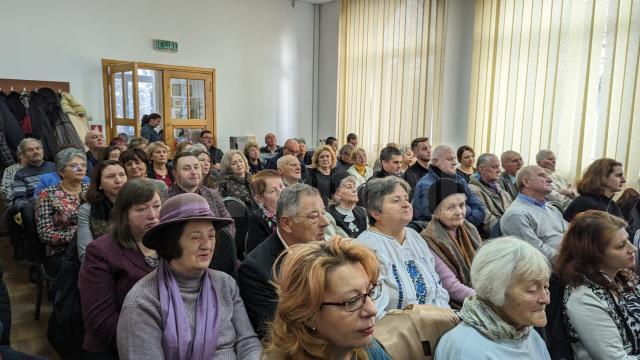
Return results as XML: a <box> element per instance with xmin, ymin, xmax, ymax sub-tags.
<box><xmin>142</xmin><ymin>193</ymin><xmax>234</xmax><ymax>250</ymax></box>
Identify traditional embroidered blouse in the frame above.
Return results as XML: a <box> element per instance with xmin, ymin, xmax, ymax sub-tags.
<box><xmin>356</xmin><ymin>228</ymin><xmax>450</xmax><ymax>318</ymax></box>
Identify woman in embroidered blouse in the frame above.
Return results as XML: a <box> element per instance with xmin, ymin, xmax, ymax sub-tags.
<box><xmin>264</xmin><ymin>238</ymin><xmax>390</xmax><ymax>359</ymax></box>
<box><xmin>146</xmin><ymin>141</ymin><xmax>174</xmax><ymax>187</ymax></box>
<box><xmin>556</xmin><ymin>210</ymin><xmax>640</xmax><ymax>359</ymax></box>
<box><xmin>324</xmin><ymin>172</ymin><xmax>368</xmax><ymax>240</ymax></box>
<box><xmin>78</xmin><ymin>179</ymin><xmax>162</xmax><ymax>357</ymax></box>
<box><xmin>193</xmin><ymin>149</ymin><xmax>218</xmax><ymax>189</ymax></box>
<box><xmin>435</xmin><ymin>237</ymin><xmax>551</xmax><ymax>359</ymax></box>
<box><xmin>116</xmin><ymin>192</ymin><xmax>262</xmax><ymax>359</ymax></box>
<box><xmin>347</xmin><ymin>147</ymin><xmax>373</xmax><ymax>188</ymax></box>
<box><xmin>244</xmin><ymin>141</ymin><xmax>264</xmax><ymax>175</ymax></box>
<box><xmin>36</xmin><ymin>148</ymin><xmax>88</xmax><ymax>276</ymax></box>
<box><xmin>304</xmin><ymin>145</ymin><xmax>338</xmax><ymax>205</ymax></box>
<box><xmin>420</xmin><ymin>178</ymin><xmax>481</xmax><ymax>305</ymax></box>
<box><xmin>218</xmin><ymin>149</ymin><xmax>254</xmax><ymax>207</ymax></box>
<box><xmin>356</xmin><ymin>176</ymin><xmax>450</xmax><ymax>318</ymax></box>
<box><xmin>246</xmin><ymin>169</ymin><xmax>284</xmax><ymax>254</ymax></box>
<box><xmin>77</xmin><ymin>160</ymin><xmax>127</xmax><ymax>263</ymax></box>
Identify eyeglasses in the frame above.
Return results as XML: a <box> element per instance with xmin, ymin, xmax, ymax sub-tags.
<box><xmin>65</xmin><ymin>163</ymin><xmax>87</xmax><ymax>171</ymax></box>
<box><xmin>321</xmin><ymin>283</ymin><xmax>382</xmax><ymax>312</ymax></box>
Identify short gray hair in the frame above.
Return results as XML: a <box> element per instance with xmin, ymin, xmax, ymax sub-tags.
<box><xmin>515</xmin><ymin>165</ymin><xmax>542</xmax><ymax>189</ymax></box>
<box><xmin>471</xmin><ymin>236</ymin><xmax>550</xmax><ymax>306</ymax></box>
<box><xmin>277</xmin><ymin>155</ymin><xmax>298</xmax><ymax>170</ymax></box>
<box><xmin>190</xmin><ymin>143</ymin><xmax>208</xmax><ymax>153</ymax></box>
<box><xmin>295</xmin><ymin>137</ymin><xmax>306</xmax><ymax>145</ymax></box>
<box><xmin>328</xmin><ymin>175</ymin><xmax>357</xmax><ymax>206</ymax></box>
<box><xmin>535</xmin><ymin>149</ymin><xmax>554</xmax><ymax>164</ymax></box>
<box><xmin>365</xmin><ymin>177</ymin><xmax>411</xmax><ymax>225</ymax></box>
<box><xmin>276</xmin><ymin>183</ymin><xmax>320</xmax><ymax>223</ymax></box>
<box><xmin>17</xmin><ymin>138</ymin><xmax>42</xmax><ymax>156</ymax></box>
<box><xmin>220</xmin><ymin>149</ymin><xmax>249</xmax><ymax>176</ymax></box>
<box><xmin>500</xmin><ymin>150</ymin><xmax>520</xmax><ymax>165</ymax></box>
<box><xmin>430</xmin><ymin>145</ymin><xmax>454</xmax><ymax>161</ymax></box>
<box><xmin>476</xmin><ymin>153</ymin><xmax>498</xmax><ymax>168</ymax></box>
<box><xmin>55</xmin><ymin>148</ymin><xmax>87</xmax><ymax>172</ymax></box>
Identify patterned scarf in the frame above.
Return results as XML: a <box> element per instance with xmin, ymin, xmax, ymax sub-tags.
<box><xmin>459</xmin><ymin>295</ymin><xmax>531</xmax><ymax>340</ymax></box>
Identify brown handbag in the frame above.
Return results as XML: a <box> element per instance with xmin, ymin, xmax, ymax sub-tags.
<box><xmin>373</xmin><ymin>304</ymin><xmax>460</xmax><ymax>360</ymax></box>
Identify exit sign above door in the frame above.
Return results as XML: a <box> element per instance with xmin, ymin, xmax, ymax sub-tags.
<box><xmin>153</xmin><ymin>39</ymin><xmax>178</xmax><ymax>53</ymax></box>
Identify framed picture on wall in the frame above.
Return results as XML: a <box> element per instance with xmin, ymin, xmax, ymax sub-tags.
<box><xmin>172</xmin><ymin>97</ymin><xmax>183</xmax><ymax>108</ymax></box>
<box><xmin>171</xmin><ymin>84</ymin><xmax>182</xmax><ymax>96</ymax></box>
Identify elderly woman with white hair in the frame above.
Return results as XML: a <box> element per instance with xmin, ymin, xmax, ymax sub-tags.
<box><xmin>435</xmin><ymin>237</ymin><xmax>551</xmax><ymax>359</ymax></box>
<box><xmin>324</xmin><ymin>172</ymin><xmax>368</xmax><ymax>239</ymax></box>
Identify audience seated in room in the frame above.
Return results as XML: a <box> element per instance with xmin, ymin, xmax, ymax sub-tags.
<box><xmin>468</xmin><ymin>153</ymin><xmax>513</xmax><ymax>237</ymax></box>
<box><xmin>77</xmin><ymin>160</ymin><xmax>127</xmax><ymax>262</ymax></box>
<box><xmin>335</xmin><ymin>143</ymin><xmax>355</xmax><ymax>172</ymax></box>
<box><xmin>246</xmin><ymin>170</ymin><xmax>284</xmax><ymax>254</ymax></box>
<box><xmin>118</xmin><ymin>148</ymin><xmax>168</xmax><ymax>197</ymax></box>
<box><xmin>500</xmin><ymin>165</ymin><xmax>568</xmax><ymax>263</ymax></box>
<box><xmin>412</xmin><ymin>145</ymin><xmax>484</xmax><ymax>226</ymax></box>
<box><xmin>536</xmin><ymin>149</ymin><xmax>577</xmax><ymax>212</ymax></box>
<box><xmin>304</xmin><ymin>145</ymin><xmax>338</xmax><ymax>205</ymax></box>
<box><xmin>325</xmin><ymin>136</ymin><xmax>339</xmax><ymax>155</ymax></box>
<box><xmin>435</xmin><ymin>236</ymin><xmax>551</xmax><ymax>360</ymax></box>
<box><xmin>99</xmin><ymin>146</ymin><xmax>121</xmax><ymax>162</ymax></box>
<box><xmin>498</xmin><ymin>150</ymin><xmax>523</xmax><ymax>201</ymax></box>
<box><xmin>403</xmin><ymin>137</ymin><xmax>431</xmax><ymax>197</ymax></box>
<box><xmin>84</xmin><ymin>130</ymin><xmax>105</xmax><ymax>175</ymax></box>
<box><xmin>556</xmin><ymin>210</ymin><xmax>640</xmax><ymax>359</ymax></box>
<box><xmin>11</xmin><ymin>138</ymin><xmax>56</xmax><ymax>211</ymax></box>
<box><xmin>357</xmin><ymin>177</ymin><xmax>450</xmax><ymax>318</ymax></box>
<box><xmin>263</xmin><ymin>238</ymin><xmax>390</xmax><ymax>360</ymax></box>
<box><xmin>78</xmin><ymin>179</ymin><xmax>162</xmax><ymax>357</ymax></box>
<box><xmin>347</xmin><ymin>132</ymin><xmax>358</xmax><ymax>146</ymax></box>
<box><xmin>192</xmin><ymin>149</ymin><xmax>218</xmax><ymax>189</ymax></box>
<box><xmin>117</xmin><ymin>193</ymin><xmax>262</xmax><ymax>359</ymax></box>
<box><xmin>128</xmin><ymin>137</ymin><xmax>149</xmax><ymax>153</ymax></box>
<box><xmin>295</xmin><ymin>137</ymin><xmax>313</xmax><ymax>166</ymax></box>
<box><xmin>421</xmin><ymin>179</ymin><xmax>481</xmax><ymax>305</ymax></box>
<box><xmin>167</xmin><ymin>152</ymin><xmax>235</xmax><ymax>238</ymax></box>
<box><xmin>456</xmin><ymin>145</ymin><xmax>475</xmax><ymax>183</ymax></box>
<box><xmin>399</xmin><ymin>145</ymin><xmax>415</xmax><ymax>174</ymax></box>
<box><xmin>276</xmin><ymin>155</ymin><xmax>302</xmax><ymax>186</ymax></box>
<box><xmin>370</xmin><ymin>146</ymin><xmax>403</xmax><ymax>180</ymax></box>
<box><xmin>146</xmin><ymin>141</ymin><xmax>173</xmax><ymax>188</ymax></box>
<box><xmin>324</xmin><ymin>172</ymin><xmax>368</xmax><ymax>240</ymax></box>
<box><xmin>563</xmin><ymin>158</ymin><xmax>625</xmax><ymax>222</ymax></box>
<box><xmin>260</xmin><ymin>132</ymin><xmax>281</xmax><ymax>154</ymax></box>
<box><xmin>35</xmin><ymin>148</ymin><xmax>88</xmax><ymax>276</ymax></box>
<box><xmin>199</xmin><ymin>130</ymin><xmax>224</xmax><ymax>169</ymax></box>
<box><xmin>347</xmin><ymin>147</ymin><xmax>373</xmax><ymax>188</ymax></box>
<box><xmin>218</xmin><ymin>149</ymin><xmax>254</xmax><ymax>207</ymax></box>
<box><xmin>238</xmin><ymin>184</ymin><xmax>329</xmax><ymax>339</ymax></box>
<box><xmin>244</xmin><ymin>141</ymin><xmax>264</xmax><ymax>174</ymax></box>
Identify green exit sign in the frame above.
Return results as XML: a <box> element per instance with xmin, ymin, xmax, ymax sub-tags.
<box><xmin>153</xmin><ymin>39</ymin><xmax>178</xmax><ymax>53</ymax></box>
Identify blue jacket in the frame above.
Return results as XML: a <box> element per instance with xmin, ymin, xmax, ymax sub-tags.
<box><xmin>411</xmin><ymin>169</ymin><xmax>485</xmax><ymax>226</ymax></box>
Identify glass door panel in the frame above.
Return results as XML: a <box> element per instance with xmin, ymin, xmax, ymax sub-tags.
<box><xmin>108</xmin><ymin>62</ymin><xmax>139</xmax><ymax>140</ymax></box>
<box><xmin>189</xmin><ymin>79</ymin><xmax>205</xmax><ymax>119</ymax></box>
<box><xmin>170</xmin><ymin>78</ymin><xmax>188</xmax><ymax>119</ymax></box>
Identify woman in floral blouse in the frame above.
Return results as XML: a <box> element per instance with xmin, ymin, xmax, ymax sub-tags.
<box><xmin>36</xmin><ymin>147</ymin><xmax>89</xmax><ymax>276</ymax></box>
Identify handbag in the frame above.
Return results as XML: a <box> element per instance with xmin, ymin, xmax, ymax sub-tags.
<box><xmin>373</xmin><ymin>304</ymin><xmax>459</xmax><ymax>360</ymax></box>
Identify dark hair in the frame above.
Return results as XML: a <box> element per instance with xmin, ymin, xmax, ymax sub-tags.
<box><xmin>154</xmin><ymin>222</ymin><xmax>187</xmax><ymax>260</ymax></box>
<box><xmin>555</xmin><ymin>210</ymin><xmax>632</xmax><ymax>294</ymax></box>
<box><xmin>325</xmin><ymin>137</ymin><xmax>338</xmax><ymax>145</ymax></box>
<box><xmin>379</xmin><ymin>146</ymin><xmax>402</xmax><ymax>162</ymax></box>
<box><xmin>109</xmin><ymin>138</ymin><xmax>126</xmax><ymax>147</ymax></box>
<box><xmin>110</xmin><ymin>179</ymin><xmax>161</xmax><ymax>249</ymax></box>
<box><xmin>86</xmin><ymin>160</ymin><xmax>126</xmax><ymax>204</ymax></box>
<box><xmin>576</xmin><ymin>158</ymin><xmax>623</xmax><ymax>196</ymax></box>
<box><xmin>410</xmin><ymin>137</ymin><xmax>429</xmax><ymax>151</ymax></box>
<box><xmin>347</xmin><ymin>133</ymin><xmax>357</xmax><ymax>141</ymax></box>
<box><xmin>617</xmin><ymin>188</ymin><xmax>640</xmax><ymax>207</ymax></box>
<box><xmin>141</xmin><ymin>113</ymin><xmax>161</xmax><ymax>125</ymax></box>
<box><xmin>99</xmin><ymin>146</ymin><xmax>121</xmax><ymax>161</ymax></box>
<box><xmin>119</xmin><ymin>148</ymin><xmax>149</xmax><ymax>164</ymax></box>
<box><xmin>456</xmin><ymin>145</ymin><xmax>474</xmax><ymax>162</ymax></box>
<box><xmin>200</xmin><ymin>130</ymin><xmax>213</xmax><ymax>138</ymax></box>
<box><xmin>173</xmin><ymin>151</ymin><xmax>198</xmax><ymax>169</ymax></box>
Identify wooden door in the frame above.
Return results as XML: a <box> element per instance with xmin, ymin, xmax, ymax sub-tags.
<box><xmin>108</xmin><ymin>62</ymin><xmax>140</xmax><ymax>140</ymax></box>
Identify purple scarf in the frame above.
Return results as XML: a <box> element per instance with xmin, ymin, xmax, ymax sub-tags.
<box><xmin>158</xmin><ymin>260</ymin><xmax>220</xmax><ymax>360</ymax></box>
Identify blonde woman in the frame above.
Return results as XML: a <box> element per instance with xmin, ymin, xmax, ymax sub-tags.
<box><xmin>304</xmin><ymin>145</ymin><xmax>338</xmax><ymax>205</ymax></box>
<box><xmin>347</xmin><ymin>147</ymin><xmax>373</xmax><ymax>188</ymax></box>
<box><xmin>219</xmin><ymin>149</ymin><xmax>253</xmax><ymax>207</ymax></box>
<box><xmin>146</xmin><ymin>141</ymin><xmax>173</xmax><ymax>187</ymax></box>
<box><xmin>263</xmin><ymin>238</ymin><xmax>390</xmax><ymax>360</ymax></box>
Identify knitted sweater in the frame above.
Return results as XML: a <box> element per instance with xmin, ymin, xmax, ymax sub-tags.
<box><xmin>500</xmin><ymin>195</ymin><xmax>568</xmax><ymax>263</ymax></box>
<box><xmin>117</xmin><ymin>268</ymin><xmax>262</xmax><ymax>359</ymax></box>
<box><xmin>12</xmin><ymin>161</ymin><xmax>56</xmax><ymax>209</ymax></box>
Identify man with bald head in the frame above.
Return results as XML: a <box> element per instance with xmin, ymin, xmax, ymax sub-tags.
<box><xmin>499</xmin><ymin>150</ymin><xmax>523</xmax><ymax>200</ymax></box>
<box><xmin>277</xmin><ymin>155</ymin><xmax>302</xmax><ymax>186</ymax></box>
<box><xmin>260</xmin><ymin>132</ymin><xmax>281</xmax><ymax>154</ymax></box>
<box><xmin>500</xmin><ymin>165</ymin><xmax>568</xmax><ymax>263</ymax></box>
<box><xmin>536</xmin><ymin>149</ymin><xmax>577</xmax><ymax>211</ymax></box>
<box><xmin>265</xmin><ymin>139</ymin><xmax>308</xmax><ymax>177</ymax></box>
<box><xmin>84</xmin><ymin>129</ymin><xmax>105</xmax><ymax>175</ymax></box>
<box><xmin>412</xmin><ymin>145</ymin><xmax>485</xmax><ymax>226</ymax></box>
<box><xmin>469</xmin><ymin>153</ymin><xmax>513</xmax><ymax>237</ymax></box>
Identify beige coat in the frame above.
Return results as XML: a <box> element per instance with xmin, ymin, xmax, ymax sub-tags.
<box><xmin>469</xmin><ymin>176</ymin><xmax>513</xmax><ymax>237</ymax></box>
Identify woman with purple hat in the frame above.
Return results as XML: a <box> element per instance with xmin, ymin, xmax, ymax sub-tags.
<box><xmin>116</xmin><ymin>192</ymin><xmax>262</xmax><ymax>359</ymax></box>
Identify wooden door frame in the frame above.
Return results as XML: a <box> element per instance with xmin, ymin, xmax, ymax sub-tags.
<box><xmin>101</xmin><ymin>59</ymin><xmax>217</xmax><ymax>145</ymax></box>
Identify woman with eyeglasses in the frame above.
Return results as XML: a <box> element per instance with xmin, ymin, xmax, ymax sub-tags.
<box><xmin>263</xmin><ymin>237</ymin><xmax>390</xmax><ymax>359</ymax></box>
<box><xmin>35</xmin><ymin>148</ymin><xmax>89</xmax><ymax>276</ymax></box>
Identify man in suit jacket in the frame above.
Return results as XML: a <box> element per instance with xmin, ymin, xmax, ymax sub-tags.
<box><xmin>237</xmin><ymin>183</ymin><xmax>329</xmax><ymax>339</ymax></box>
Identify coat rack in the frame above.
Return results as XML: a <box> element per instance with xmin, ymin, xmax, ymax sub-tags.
<box><xmin>0</xmin><ymin>78</ymin><xmax>70</xmax><ymax>94</ymax></box>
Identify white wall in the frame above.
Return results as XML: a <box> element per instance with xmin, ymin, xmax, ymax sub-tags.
<box><xmin>0</xmin><ymin>0</ymin><xmax>315</xmax><ymax>150</ymax></box>
<box><xmin>440</xmin><ymin>0</ymin><xmax>475</xmax><ymax>148</ymax></box>
<box><xmin>317</xmin><ymin>0</ymin><xmax>341</xmax><ymax>146</ymax></box>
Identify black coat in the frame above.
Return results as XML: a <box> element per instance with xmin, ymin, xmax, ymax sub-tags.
<box><xmin>237</xmin><ymin>232</ymin><xmax>285</xmax><ymax>339</ymax></box>
<box><xmin>0</xmin><ymin>94</ymin><xmax>24</xmax><ymax>154</ymax></box>
<box><xmin>245</xmin><ymin>207</ymin><xmax>274</xmax><ymax>254</ymax></box>
<box><xmin>563</xmin><ymin>193</ymin><xmax>623</xmax><ymax>222</ymax></box>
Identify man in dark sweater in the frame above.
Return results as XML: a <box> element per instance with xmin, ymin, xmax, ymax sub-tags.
<box><xmin>404</xmin><ymin>137</ymin><xmax>431</xmax><ymax>199</ymax></box>
<box><xmin>238</xmin><ymin>184</ymin><xmax>328</xmax><ymax>339</ymax></box>
<box><xmin>199</xmin><ymin>130</ymin><xmax>224</xmax><ymax>169</ymax></box>
<box><xmin>370</xmin><ymin>146</ymin><xmax>403</xmax><ymax>180</ymax></box>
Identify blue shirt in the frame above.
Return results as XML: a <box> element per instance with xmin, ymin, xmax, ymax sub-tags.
<box><xmin>516</xmin><ymin>193</ymin><xmax>547</xmax><ymax>209</ymax></box>
<box><xmin>34</xmin><ymin>172</ymin><xmax>90</xmax><ymax>198</ymax></box>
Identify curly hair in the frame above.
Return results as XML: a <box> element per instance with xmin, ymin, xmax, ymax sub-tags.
<box><xmin>263</xmin><ymin>237</ymin><xmax>379</xmax><ymax>360</ymax></box>
<box><xmin>311</xmin><ymin>145</ymin><xmax>337</xmax><ymax>169</ymax></box>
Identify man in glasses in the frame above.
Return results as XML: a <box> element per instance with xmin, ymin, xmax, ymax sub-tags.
<box><xmin>238</xmin><ymin>184</ymin><xmax>329</xmax><ymax>339</ymax></box>
<box><xmin>265</xmin><ymin>138</ymin><xmax>308</xmax><ymax>178</ymax></box>
<box><xmin>198</xmin><ymin>130</ymin><xmax>224</xmax><ymax>170</ymax></box>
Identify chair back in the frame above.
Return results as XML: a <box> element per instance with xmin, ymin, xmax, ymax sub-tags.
<box><xmin>223</xmin><ymin>197</ymin><xmax>250</xmax><ymax>260</ymax></box>
<box><xmin>209</xmin><ymin>227</ymin><xmax>237</xmax><ymax>279</ymax></box>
